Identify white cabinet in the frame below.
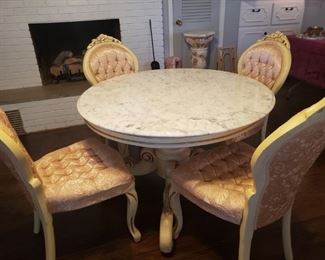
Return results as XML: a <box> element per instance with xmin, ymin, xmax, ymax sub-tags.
<box><xmin>272</xmin><ymin>1</ymin><xmax>304</xmax><ymax>25</ymax></box>
<box><xmin>237</xmin><ymin>0</ymin><xmax>304</xmax><ymax>56</ymax></box>
<box><xmin>237</xmin><ymin>27</ymin><xmax>269</xmax><ymax>55</ymax></box>
<box><xmin>239</xmin><ymin>1</ymin><xmax>273</xmax><ymax>27</ymax></box>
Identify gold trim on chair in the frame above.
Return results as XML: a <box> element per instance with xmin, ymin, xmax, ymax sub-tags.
<box><xmin>259</xmin><ymin>31</ymin><xmax>291</xmax><ymax>50</ymax></box>
<box><xmin>86</xmin><ymin>34</ymin><xmax>122</xmax><ymax>50</ymax></box>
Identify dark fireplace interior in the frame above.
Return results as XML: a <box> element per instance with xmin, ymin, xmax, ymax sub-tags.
<box><xmin>29</xmin><ymin>19</ymin><xmax>121</xmax><ymax>85</ymax></box>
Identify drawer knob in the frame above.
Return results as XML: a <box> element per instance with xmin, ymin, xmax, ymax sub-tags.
<box><xmin>252</xmin><ymin>8</ymin><xmax>261</xmax><ymax>13</ymax></box>
<box><xmin>285</xmin><ymin>7</ymin><xmax>294</xmax><ymax>11</ymax></box>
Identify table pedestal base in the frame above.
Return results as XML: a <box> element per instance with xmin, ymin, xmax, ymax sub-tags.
<box><xmin>155</xmin><ymin>148</ymin><xmax>191</xmax><ymax>253</ymax></box>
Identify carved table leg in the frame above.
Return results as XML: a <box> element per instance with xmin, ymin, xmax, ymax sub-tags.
<box><xmin>155</xmin><ymin>148</ymin><xmax>191</xmax><ymax>253</ymax></box>
<box><xmin>119</xmin><ymin>144</ymin><xmax>158</xmax><ymax>176</ymax></box>
<box><xmin>128</xmin><ymin>148</ymin><xmax>158</xmax><ymax>176</ymax></box>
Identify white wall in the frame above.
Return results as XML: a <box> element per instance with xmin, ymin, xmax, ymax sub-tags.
<box><xmin>2</xmin><ymin>96</ymin><xmax>84</xmax><ymax>133</ymax></box>
<box><xmin>0</xmin><ymin>0</ymin><xmax>164</xmax><ymax>90</ymax></box>
<box><xmin>303</xmin><ymin>0</ymin><xmax>325</xmax><ymax>31</ymax></box>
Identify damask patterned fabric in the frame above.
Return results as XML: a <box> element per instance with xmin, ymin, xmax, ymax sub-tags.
<box><xmin>172</xmin><ymin>142</ymin><xmax>255</xmax><ymax>224</ymax></box>
<box><xmin>239</xmin><ymin>42</ymin><xmax>282</xmax><ymax>90</ymax></box>
<box><xmin>35</xmin><ymin>138</ymin><xmax>134</xmax><ymax>213</ymax></box>
<box><xmin>1</xmin><ymin>108</ymin><xmax>135</xmax><ymax>214</ymax></box>
<box><xmin>256</xmin><ymin>121</ymin><xmax>325</xmax><ymax>228</ymax></box>
<box><xmin>90</xmin><ymin>47</ymin><xmax>136</xmax><ymax>82</ymax></box>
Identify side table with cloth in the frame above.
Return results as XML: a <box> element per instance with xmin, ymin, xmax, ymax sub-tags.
<box><xmin>287</xmin><ymin>35</ymin><xmax>325</xmax><ymax>89</ymax></box>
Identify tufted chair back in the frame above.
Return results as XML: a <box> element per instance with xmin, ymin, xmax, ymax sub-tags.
<box><xmin>83</xmin><ymin>34</ymin><xmax>139</xmax><ymax>85</ymax></box>
<box><xmin>251</xmin><ymin>98</ymin><xmax>325</xmax><ymax>229</ymax></box>
<box><xmin>238</xmin><ymin>31</ymin><xmax>291</xmax><ymax>94</ymax></box>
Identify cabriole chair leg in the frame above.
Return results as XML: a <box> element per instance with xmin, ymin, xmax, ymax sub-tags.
<box><xmin>261</xmin><ymin>115</ymin><xmax>269</xmax><ymax>141</ymax></box>
<box><xmin>40</xmin><ymin>217</ymin><xmax>55</xmax><ymax>260</ymax></box>
<box><xmin>238</xmin><ymin>207</ymin><xmax>255</xmax><ymax>260</ymax></box>
<box><xmin>282</xmin><ymin>207</ymin><xmax>293</xmax><ymax>260</ymax></box>
<box><xmin>126</xmin><ymin>186</ymin><xmax>141</xmax><ymax>242</ymax></box>
<box><xmin>33</xmin><ymin>210</ymin><xmax>40</xmax><ymax>234</ymax></box>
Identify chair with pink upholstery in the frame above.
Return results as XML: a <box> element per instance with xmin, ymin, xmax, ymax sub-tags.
<box><xmin>168</xmin><ymin>98</ymin><xmax>325</xmax><ymax>259</ymax></box>
<box><xmin>0</xmin><ymin>108</ymin><xmax>141</xmax><ymax>260</ymax></box>
<box><xmin>83</xmin><ymin>34</ymin><xmax>140</xmax><ymax>161</ymax></box>
<box><xmin>237</xmin><ymin>31</ymin><xmax>292</xmax><ymax>141</ymax></box>
<box><xmin>83</xmin><ymin>34</ymin><xmax>139</xmax><ymax>85</ymax></box>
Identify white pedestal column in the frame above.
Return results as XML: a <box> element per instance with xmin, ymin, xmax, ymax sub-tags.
<box><xmin>184</xmin><ymin>31</ymin><xmax>215</xmax><ymax>69</ymax></box>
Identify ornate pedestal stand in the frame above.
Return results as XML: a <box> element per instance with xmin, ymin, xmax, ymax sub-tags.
<box><xmin>184</xmin><ymin>31</ymin><xmax>215</xmax><ymax>68</ymax></box>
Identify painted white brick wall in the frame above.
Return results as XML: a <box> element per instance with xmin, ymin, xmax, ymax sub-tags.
<box><xmin>0</xmin><ymin>0</ymin><xmax>164</xmax><ymax>90</ymax></box>
<box><xmin>3</xmin><ymin>96</ymin><xmax>85</xmax><ymax>133</ymax></box>
<box><xmin>0</xmin><ymin>0</ymin><xmax>164</xmax><ymax>133</ymax></box>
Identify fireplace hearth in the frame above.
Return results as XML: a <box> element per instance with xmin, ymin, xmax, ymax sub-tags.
<box><xmin>29</xmin><ymin>19</ymin><xmax>121</xmax><ymax>85</ymax></box>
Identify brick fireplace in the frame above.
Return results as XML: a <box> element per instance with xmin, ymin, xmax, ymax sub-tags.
<box><xmin>0</xmin><ymin>0</ymin><xmax>164</xmax><ymax>133</ymax></box>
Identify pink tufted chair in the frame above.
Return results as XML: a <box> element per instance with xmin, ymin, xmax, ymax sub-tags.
<box><xmin>237</xmin><ymin>31</ymin><xmax>292</xmax><ymax>141</ymax></box>
<box><xmin>0</xmin><ymin>108</ymin><xmax>141</xmax><ymax>260</ymax></box>
<box><xmin>168</xmin><ymin>98</ymin><xmax>325</xmax><ymax>259</ymax></box>
<box><xmin>83</xmin><ymin>34</ymin><xmax>139</xmax><ymax>85</ymax></box>
<box><xmin>83</xmin><ymin>34</ymin><xmax>140</xmax><ymax>161</ymax></box>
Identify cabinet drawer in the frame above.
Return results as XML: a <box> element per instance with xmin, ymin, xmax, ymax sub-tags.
<box><xmin>239</xmin><ymin>1</ymin><xmax>273</xmax><ymax>27</ymax></box>
<box><xmin>271</xmin><ymin>24</ymin><xmax>302</xmax><ymax>36</ymax></box>
<box><xmin>272</xmin><ymin>1</ymin><xmax>304</xmax><ymax>25</ymax></box>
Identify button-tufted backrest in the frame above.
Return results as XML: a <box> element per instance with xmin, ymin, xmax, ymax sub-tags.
<box><xmin>238</xmin><ymin>31</ymin><xmax>291</xmax><ymax>94</ymax></box>
<box><xmin>83</xmin><ymin>34</ymin><xmax>139</xmax><ymax>85</ymax></box>
<box><xmin>250</xmin><ymin>98</ymin><xmax>325</xmax><ymax>229</ymax></box>
<box><xmin>238</xmin><ymin>42</ymin><xmax>282</xmax><ymax>89</ymax></box>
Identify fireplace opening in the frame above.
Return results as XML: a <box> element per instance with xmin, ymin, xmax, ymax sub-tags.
<box><xmin>29</xmin><ymin>19</ymin><xmax>121</xmax><ymax>85</ymax></box>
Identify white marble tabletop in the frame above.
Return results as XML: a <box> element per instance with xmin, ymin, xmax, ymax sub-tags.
<box><xmin>77</xmin><ymin>69</ymin><xmax>275</xmax><ymax>148</ymax></box>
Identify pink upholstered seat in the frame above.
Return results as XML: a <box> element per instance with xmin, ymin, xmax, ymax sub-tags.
<box><xmin>0</xmin><ymin>108</ymin><xmax>141</xmax><ymax>260</ymax></box>
<box><xmin>169</xmin><ymin>98</ymin><xmax>325</xmax><ymax>259</ymax></box>
<box><xmin>35</xmin><ymin>138</ymin><xmax>133</xmax><ymax>213</ymax></box>
<box><xmin>172</xmin><ymin>142</ymin><xmax>255</xmax><ymax>225</ymax></box>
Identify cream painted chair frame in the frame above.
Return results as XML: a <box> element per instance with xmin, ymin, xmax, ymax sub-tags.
<box><xmin>0</xmin><ymin>128</ymin><xmax>141</xmax><ymax>260</ymax></box>
<box><xmin>237</xmin><ymin>31</ymin><xmax>292</xmax><ymax>141</ymax></box>
<box><xmin>168</xmin><ymin>98</ymin><xmax>325</xmax><ymax>259</ymax></box>
<box><xmin>83</xmin><ymin>34</ymin><xmax>139</xmax><ymax>85</ymax></box>
<box><xmin>83</xmin><ymin>34</ymin><xmax>141</xmax><ymax>164</ymax></box>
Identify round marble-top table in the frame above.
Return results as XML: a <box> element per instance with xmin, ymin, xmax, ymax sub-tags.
<box><xmin>77</xmin><ymin>68</ymin><xmax>275</xmax><ymax>253</ymax></box>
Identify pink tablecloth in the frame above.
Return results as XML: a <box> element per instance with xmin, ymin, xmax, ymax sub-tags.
<box><xmin>288</xmin><ymin>35</ymin><xmax>325</xmax><ymax>89</ymax></box>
